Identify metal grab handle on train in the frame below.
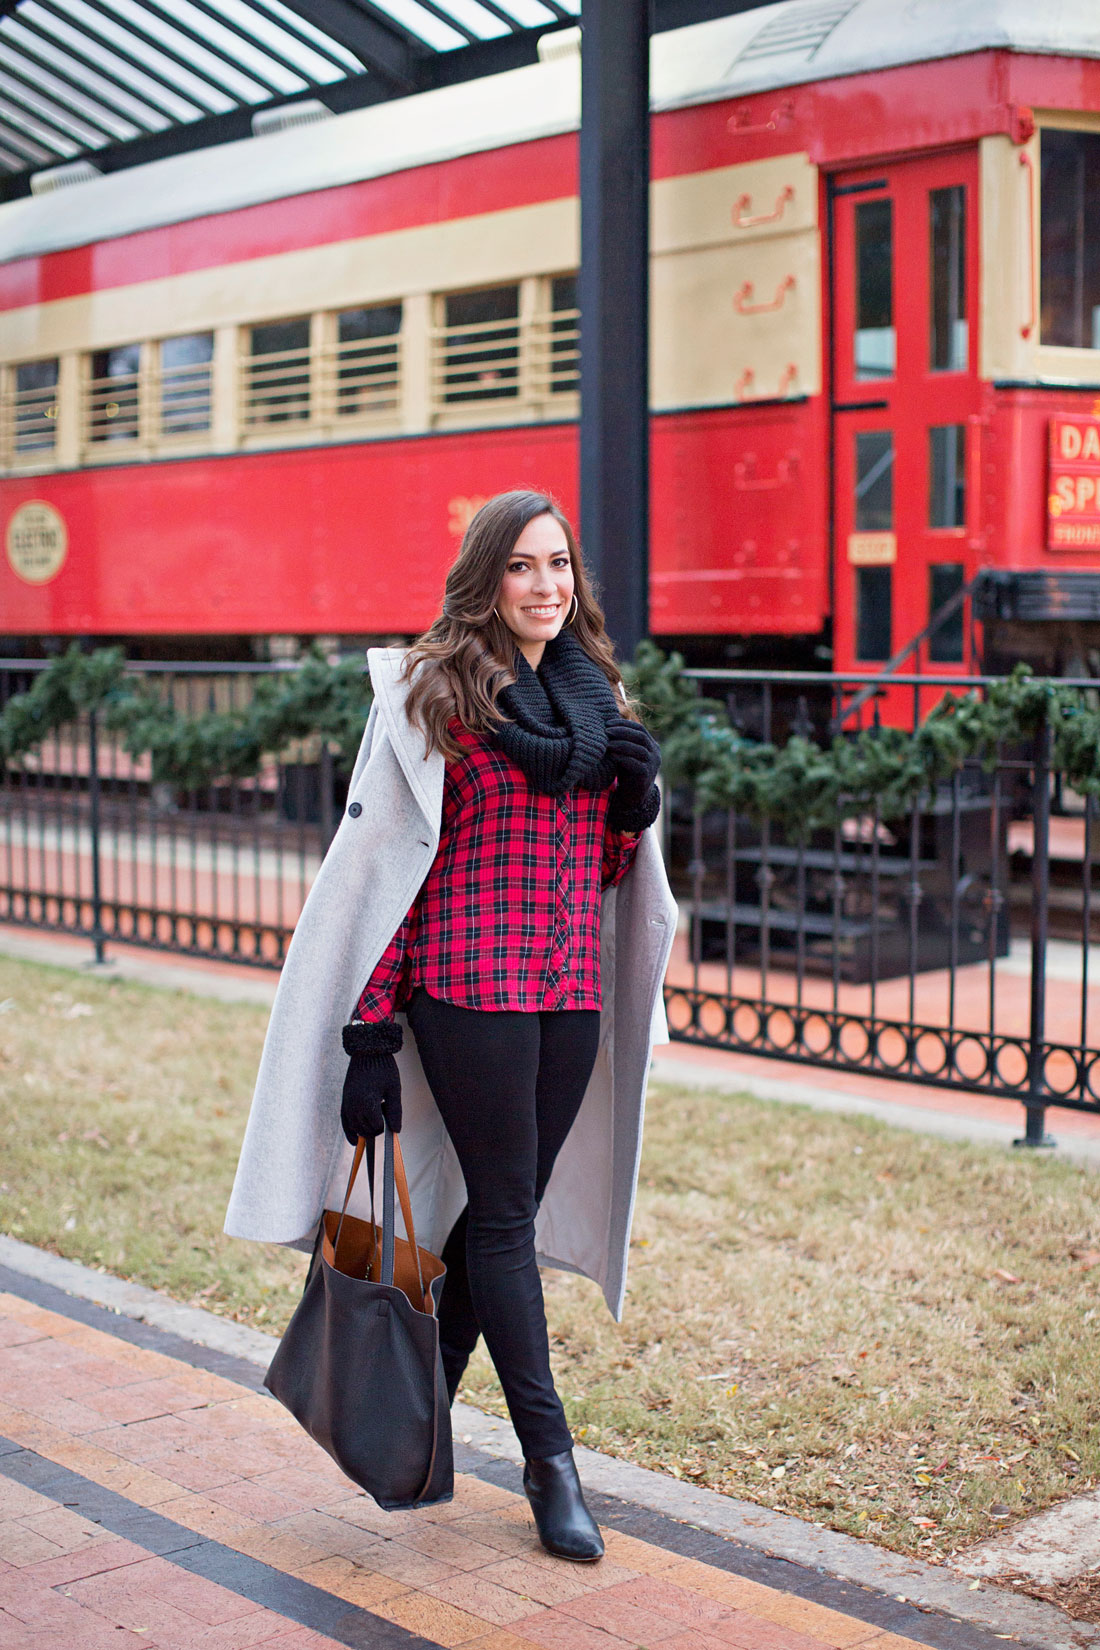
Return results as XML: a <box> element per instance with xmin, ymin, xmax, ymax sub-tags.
<box><xmin>734</xmin><ymin>454</ymin><xmax>797</xmax><ymax>491</ymax></box>
<box><xmin>734</xmin><ymin>365</ymin><xmax>798</xmax><ymax>402</ymax></box>
<box><xmin>726</xmin><ymin>100</ymin><xmax>794</xmax><ymax>139</ymax></box>
<box><xmin>731</xmin><ymin>185</ymin><xmax>794</xmax><ymax>229</ymax></box>
<box><xmin>733</xmin><ymin>275</ymin><xmax>796</xmax><ymax>315</ymax></box>
<box><xmin>1019</xmin><ymin>149</ymin><xmax>1037</xmax><ymax>341</ymax></box>
<box><xmin>967</xmin><ymin>413</ymin><xmax>987</xmax><ymax>551</ymax></box>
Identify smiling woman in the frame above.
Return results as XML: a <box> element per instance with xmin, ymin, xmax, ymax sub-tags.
<box><xmin>225</xmin><ymin>487</ymin><xmax>677</xmax><ymax>1559</ymax></box>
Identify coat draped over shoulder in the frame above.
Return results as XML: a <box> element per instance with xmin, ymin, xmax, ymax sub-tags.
<box><xmin>224</xmin><ymin>647</ymin><xmax>678</xmax><ymax>1319</ymax></box>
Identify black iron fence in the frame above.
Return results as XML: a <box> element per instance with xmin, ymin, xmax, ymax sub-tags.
<box><xmin>0</xmin><ymin>659</ymin><xmax>342</xmax><ymax>969</ymax></box>
<box><xmin>2</xmin><ymin>657</ymin><xmax>1097</xmax><ymax>1140</ymax></box>
<box><xmin>664</xmin><ymin>669</ymin><xmax>1100</xmax><ymax>1143</ymax></box>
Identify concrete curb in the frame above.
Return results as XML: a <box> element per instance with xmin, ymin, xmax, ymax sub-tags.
<box><xmin>0</xmin><ymin>927</ymin><xmax>279</xmax><ymax>1006</ymax></box>
<box><xmin>0</xmin><ymin>1235</ymin><xmax>1094</xmax><ymax>1650</ymax></box>
<box><xmin>6</xmin><ymin>924</ymin><xmax>1098</xmax><ymax>1165</ymax></box>
<box><xmin>650</xmin><ymin>1055</ymin><xmax>1100</xmax><ymax>1166</ymax></box>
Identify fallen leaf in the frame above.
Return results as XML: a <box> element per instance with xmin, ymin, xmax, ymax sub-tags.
<box><xmin>991</xmin><ymin>1269</ymin><xmax>1021</xmax><ymax>1284</ymax></box>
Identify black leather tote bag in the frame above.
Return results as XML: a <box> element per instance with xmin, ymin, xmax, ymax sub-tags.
<box><xmin>264</xmin><ymin>1128</ymin><xmax>453</xmax><ymax>1509</ymax></box>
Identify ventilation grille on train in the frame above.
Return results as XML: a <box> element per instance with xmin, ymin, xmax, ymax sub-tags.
<box><xmin>738</xmin><ymin>0</ymin><xmax>859</xmax><ymax>61</ymax></box>
<box><xmin>537</xmin><ymin>26</ymin><xmax>580</xmax><ymax>63</ymax></box>
<box><xmin>30</xmin><ymin>159</ymin><xmax>102</xmax><ymax>195</ymax></box>
<box><xmin>251</xmin><ymin>99</ymin><xmax>333</xmax><ymax>137</ymax></box>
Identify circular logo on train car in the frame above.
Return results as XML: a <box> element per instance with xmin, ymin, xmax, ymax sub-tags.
<box><xmin>6</xmin><ymin>501</ymin><xmax>68</xmax><ymax>584</ymax></box>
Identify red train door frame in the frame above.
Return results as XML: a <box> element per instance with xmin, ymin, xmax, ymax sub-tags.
<box><xmin>829</xmin><ymin>148</ymin><xmax>982</xmax><ymax>694</ymax></box>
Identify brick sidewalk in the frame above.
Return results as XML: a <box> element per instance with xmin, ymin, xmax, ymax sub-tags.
<box><xmin>0</xmin><ymin>1285</ymin><xmax>989</xmax><ymax>1650</ymax></box>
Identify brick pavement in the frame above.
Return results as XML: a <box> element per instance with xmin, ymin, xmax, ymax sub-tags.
<box><xmin>0</xmin><ymin>1288</ymin><xmax>969</xmax><ymax>1650</ymax></box>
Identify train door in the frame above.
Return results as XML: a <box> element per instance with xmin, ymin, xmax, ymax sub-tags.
<box><xmin>830</xmin><ymin>150</ymin><xmax>981</xmax><ymax>690</ymax></box>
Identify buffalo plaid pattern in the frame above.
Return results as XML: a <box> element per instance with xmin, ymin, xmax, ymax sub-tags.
<box><xmin>356</xmin><ymin>722</ymin><xmax>641</xmax><ymax>1020</ymax></box>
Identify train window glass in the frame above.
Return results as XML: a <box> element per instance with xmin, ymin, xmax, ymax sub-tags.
<box><xmin>1040</xmin><ymin>129</ymin><xmax>1100</xmax><ymax>349</ymax></box>
<box><xmin>13</xmin><ymin>359</ymin><xmax>58</xmax><ymax>454</ymax></box>
<box><xmin>854</xmin><ymin>429</ymin><xmax>894</xmax><ymax>530</ymax></box>
<box><xmin>159</xmin><ymin>333</ymin><xmax>213</xmax><ymax>438</ymax></box>
<box><xmin>929</xmin><ymin>185</ymin><xmax>967</xmax><ymax>371</ymax></box>
<box><xmin>88</xmin><ymin>344</ymin><xmax>141</xmax><ymax>443</ymax></box>
<box><xmin>246</xmin><ymin>317</ymin><xmax>310</xmax><ymax>424</ymax></box>
<box><xmin>928</xmin><ymin>424</ymin><xmax>966</xmax><ymax>528</ymax></box>
<box><xmin>854</xmin><ymin>198</ymin><xmax>894</xmax><ymax>380</ymax></box>
<box><xmin>335</xmin><ymin>304</ymin><xmax>402</xmax><ymax>416</ymax></box>
<box><xmin>549</xmin><ymin>274</ymin><xmax>579</xmax><ymax>394</ymax></box>
<box><xmin>441</xmin><ymin>285</ymin><xmax>519</xmax><ymax>402</ymax></box>
<box><xmin>928</xmin><ymin>563</ymin><xmax>965</xmax><ymax>662</ymax></box>
<box><xmin>856</xmin><ymin>566</ymin><xmax>892</xmax><ymax>662</ymax></box>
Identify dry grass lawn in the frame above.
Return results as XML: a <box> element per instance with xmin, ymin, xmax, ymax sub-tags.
<box><xmin>0</xmin><ymin>951</ymin><xmax>1097</xmax><ymax>1565</ymax></box>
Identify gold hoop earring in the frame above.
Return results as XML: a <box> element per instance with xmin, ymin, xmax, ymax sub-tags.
<box><xmin>566</xmin><ymin>594</ymin><xmax>579</xmax><ymax>626</ymax></box>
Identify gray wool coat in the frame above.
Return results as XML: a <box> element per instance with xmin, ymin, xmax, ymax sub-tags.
<box><xmin>224</xmin><ymin>647</ymin><xmax>678</xmax><ymax>1319</ymax></box>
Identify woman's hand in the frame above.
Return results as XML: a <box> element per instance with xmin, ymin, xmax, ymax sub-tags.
<box><xmin>606</xmin><ymin>718</ymin><xmax>661</xmax><ymax>807</ymax></box>
<box><xmin>340</xmin><ymin>1020</ymin><xmax>403</xmax><ymax>1142</ymax></box>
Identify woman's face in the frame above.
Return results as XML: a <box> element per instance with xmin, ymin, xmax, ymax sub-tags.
<box><xmin>496</xmin><ymin>513</ymin><xmax>576</xmax><ymax>668</ymax></box>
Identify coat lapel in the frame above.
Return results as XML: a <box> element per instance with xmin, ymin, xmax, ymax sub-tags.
<box><xmin>367</xmin><ymin>648</ymin><xmax>444</xmax><ymax>832</ymax></box>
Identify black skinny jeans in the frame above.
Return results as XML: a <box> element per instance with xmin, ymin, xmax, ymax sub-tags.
<box><xmin>406</xmin><ymin>988</ymin><xmax>600</xmax><ymax>1461</ymax></box>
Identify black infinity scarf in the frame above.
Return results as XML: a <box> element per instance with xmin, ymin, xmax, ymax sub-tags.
<box><xmin>494</xmin><ymin>629</ymin><xmax>619</xmax><ymax>795</ymax></box>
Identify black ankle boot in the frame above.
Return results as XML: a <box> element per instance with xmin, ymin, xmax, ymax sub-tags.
<box><xmin>523</xmin><ymin>1451</ymin><xmax>604</xmax><ymax>1562</ymax></box>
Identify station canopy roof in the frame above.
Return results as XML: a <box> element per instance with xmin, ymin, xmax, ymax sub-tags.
<box><xmin>0</xmin><ymin>0</ymin><xmax>747</xmax><ymax>197</ymax></box>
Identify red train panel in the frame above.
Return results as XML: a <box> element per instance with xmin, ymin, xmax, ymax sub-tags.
<box><xmin>649</xmin><ymin>402</ymin><xmax>827</xmax><ymax>636</ymax></box>
<box><xmin>0</xmin><ymin>411</ymin><xmax>831</xmax><ymax>639</ymax></box>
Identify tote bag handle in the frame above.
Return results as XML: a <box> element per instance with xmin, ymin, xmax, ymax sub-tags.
<box><xmin>331</xmin><ymin>1130</ymin><xmax>428</xmax><ymax>1308</ymax></box>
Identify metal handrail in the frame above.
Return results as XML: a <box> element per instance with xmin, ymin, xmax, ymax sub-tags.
<box><xmin>684</xmin><ymin>666</ymin><xmax>1100</xmax><ymax>691</ymax></box>
<box><xmin>84</xmin><ymin>372</ymin><xmax>141</xmax><ymax>443</ymax></box>
<box><xmin>6</xmin><ymin>382</ymin><xmax>59</xmax><ymax>457</ymax></box>
<box><xmin>834</xmin><ymin>571</ymin><xmax>988</xmax><ymax>724</ymax></box>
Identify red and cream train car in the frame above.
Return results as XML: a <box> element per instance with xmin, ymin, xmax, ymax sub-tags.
<box><xmin>1</xmin><ymin>0</ymin><xmax>1100</xmax><ymax>673</ymax></box>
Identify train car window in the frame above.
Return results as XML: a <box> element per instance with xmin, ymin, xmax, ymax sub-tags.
<box><xmin>336</xmin><ymin>304</ymin><xmax>402</xmax><ymax>416</ymax></box>
<box><xmin>88</xmin><ymin>344</ymin><xmax>141</xmax><ymax>443</ymax></box>
<box><xmin>856</xmin><ymin>566</ymin><xmax>892</xmax><ymax>662</ymax></box>
<box><xmin>854</xmin><ymin>198</ymin><xmax>894</xmax><ymax>380</ymax></box>
<box><xmin>928</xmin><ymin>564</ymin><xmax>965</xmax><ymax>662</ymax></box>
<box><xmin>159</xmin><ymin>333</ymin><xmax>213</xmax><ymax>438</ymax></box>
<box><xmin>928</xmin><ymin>424</ymin><xmax>966</xmax><ymax>528</ymax></box>
<box><xmin>1040</xmin><ymin>129</ymin><xmax>1100</xmax><ymax>349</ymax></box>
<box><xmin>441</xmin><ymin>285</ymin><xmax>519</xmax><ymax>402</ymax></box>
<box><xmin>13</xmin><ymin>359</ymin><xmax>58</xmax><ymax>454</ymax></box>
<box><xmin>246</xmin><ymin>317</ymin><xmax>311</xmax><ymax>424</ymax></box>
<box><xmin>549</xmin><ymin>275</ymin><xmax>579</xmax><ymax>394</ymax></box>
<box><xmin>854</xmin><ymin>429</ymin><xmax>894</xmax><ymax>530</ymax></box>
<box><xmin>929</xmin><ymin>186</ymin><xmax>967</xmax><ymax>371</ymax></box>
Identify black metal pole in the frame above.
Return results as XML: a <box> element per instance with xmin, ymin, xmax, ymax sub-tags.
<box><xmin>1018</xmin><ymin>715</ymin><xmax>1055</xmax><ymax>1147</ymax></box>
<box><xmin>579</xmin><ymin>0</ymin><xmax>650</xmax><ymax>660</ymax></box>
<box><xmin>86</xmin><ymin>707</ymin><xmax>107</xmax><ymax>966</ymax></box>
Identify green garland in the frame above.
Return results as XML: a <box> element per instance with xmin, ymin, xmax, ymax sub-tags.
<box><xmin>625</xmin><ymin>641</ymin><xmax>1100</xmax><ymax>834</ymax></box>
<box><xmin>2</xmin><ymin>641</ymin><xmax>1099</xmax><ymax>826</ymax></box>
<box><xmin>0</xmin><ymin>644</ymin><xmax>373</xmax><ymax>787</ymax></box>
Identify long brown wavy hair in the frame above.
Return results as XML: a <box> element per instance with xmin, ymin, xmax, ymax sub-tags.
<box><xmin>402</xmin><ymin>490</ymin><xmax>634</xmax><ymax>759</ymax></box>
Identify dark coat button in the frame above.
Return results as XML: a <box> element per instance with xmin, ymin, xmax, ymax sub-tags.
<box><xmin>347</xmin><ymin>802</ymin><xmax>362</xmax><ymax>818</ymax></box>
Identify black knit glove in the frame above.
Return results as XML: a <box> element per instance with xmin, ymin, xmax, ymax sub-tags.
<box><xmin>606</xmin><ymin>718</ymin><xmax>661</xmax><ymax>833</ymax></box>
<box><xmin>340</xmin><ymin>1020</ymin><xmax>403</xmax><ymax>1144</ymax></box>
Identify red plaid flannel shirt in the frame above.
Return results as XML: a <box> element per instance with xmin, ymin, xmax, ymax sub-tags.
<box><xmin>356</xmin><ymin>722</ymin><xmax>641</xmax><ymax>1019</ymax></box>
